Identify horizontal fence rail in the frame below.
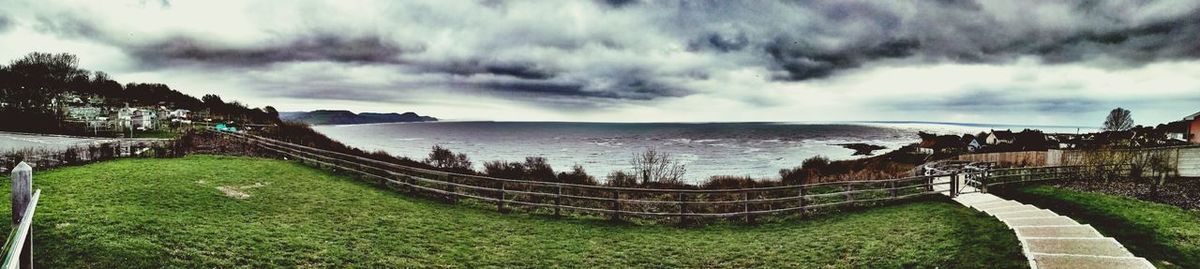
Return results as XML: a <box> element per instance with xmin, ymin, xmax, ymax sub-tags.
<box><xmin>223</xmin><ymin>131</ymin><xmax>953</xmax><ymax>222</ymax></box>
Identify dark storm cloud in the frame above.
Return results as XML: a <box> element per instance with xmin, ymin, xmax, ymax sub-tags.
<box><xmin>687</xmin><ymin>32</ymin><xmax>750</xmax><ymax>53</ymax></box>
<box><xmin>1030</xmin><ymin>10</ymin><xmax>1200</xmax><ymax>63</ymax></box>
<box><xmin>424</xmin><ymin>60</ymin><xmax>556</xmax><ymax>80</ymax></box>
<box><xmin>765</xmin><ymin>38</ymin><xmax>920</xmax><ymax>80</ymax></box>
<box><xmin>0</xmin><ymin>15</ymin><xmax>10</xmax><ymax>32</ymax></box>
<box><xmin>466</xmin><ymin>75</ymin><xmax>688</xmax><ymax>101</ymax></box>
<box><xmin>748</xmin><ymin>1</ymin><xmax>1200</xmax><ymax>80</ymax></box>
<box><xmin>894</xmin><ymin>89</ymin><xmax>1103</xmax><ymax>113</ymax></box>
<box><xmin>12</xmin><ymin>0</ymin><xmax>1200</xmax><ymax>108</ymax></box>
<box><xmin>597</xmin><ymin>0</ymin><xmax>640</xmax><ymax>8</ymax></box>
<box><xmin>128</xmin><ymin>34</ymin><xmax>420</xmax><ymax>67</ymax></box>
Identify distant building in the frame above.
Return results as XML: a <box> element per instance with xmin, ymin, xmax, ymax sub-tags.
<box><xmin>117</xmin><ymin>106</ymin><xmax>158</xmax><ymax>130</ymax></box>
<box><xmin>1047</xmin><ymin>133</ymin><xmax>1079</xmax><ymax>149</ymax></box>
<box><xmin>961</xmin><ymin>134</ymin><xmax>983</xmax><ymax>152</ymax></box>
<box><xmin>169</xmin><ymin>109</ymin><xmax>190</xmax><ymax>119</ymax></box>
<box><xmin>1186</xmin><ymin>111</ymin><xmax>1200</xmax><ymax>144</ymax></box>
<box><xmin>917</xmin><ymin>132</ymin><xmax>965</xmax><ymax>153</ymax></box>
<box><xmin>985</xmin><ymin>130</ymin><xmax>1015</xmax><ymax>145</ymax></box>
<box><xmin>67</xmin><ymin>106</ymin><xmax>104</xmax><ymax>121</ymax></box>
<box><xmin>1012</xmin><ymin>130</ymin><xmax>1051</xmax><ymax>150</ymax></box>
<box><xmin>134</xmin><ymin>109</ymin><xmax>158</xmax><ymax>130</ymax></box>
<box><xmin>1167</xmin><ymin>132</ymin><xmax>1186</xmax><ymax>141</ymax></box>
<box><xmin>966</xmin><ymin>138</ymin><xmax>982</xmax><ymax>152</ymax></box>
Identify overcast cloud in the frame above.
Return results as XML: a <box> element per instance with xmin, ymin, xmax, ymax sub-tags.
<box><xmin>1</xmin><ymin>0</ymin><xmax>1198</xmax><ymax>125</ymax></box>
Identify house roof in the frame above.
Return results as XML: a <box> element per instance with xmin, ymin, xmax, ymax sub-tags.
<box><xmin>919</xmin><ymin>135</ymin><xmax>963</xmax><ymax>149</ymax></box>
<box><xmin>990</xmin><ymin>130</ymin><xmax>1016</xmax><ymax>140</ymax></box>
<box><xmin>1185</xmin><ymin>111</ymin><xmax>1200</xmax><ymax>121</ymax></box>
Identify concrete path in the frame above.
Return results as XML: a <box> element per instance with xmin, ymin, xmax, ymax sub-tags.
<box><xmin>933</xmin><ymin>176</ymin><xmax>1154</xmax><ymax>269</ymax></box>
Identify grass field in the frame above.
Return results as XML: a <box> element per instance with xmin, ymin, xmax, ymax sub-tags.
<box><xmin>2</xmin><ymin>155</ymin><xmax>1026</xmax><ymax>268</ymax></box>
<box><xmin>996</xmin><ymin>184</ymin><xmax>1200</xmax><ymax>269</ymax></box>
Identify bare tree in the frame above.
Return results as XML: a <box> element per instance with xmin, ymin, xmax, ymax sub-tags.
<box><xmin>1103</xmin><ymin>107</ymin><xmax>1134</xmax><ymax>131</ymax></box>
<box><xmin>630</xmin><ymin>149</ymin><xmax>686</xmax><ymax>184</ymax></box>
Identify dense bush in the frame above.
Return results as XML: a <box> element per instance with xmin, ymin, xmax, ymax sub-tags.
<box><xmin>484</xmin><ymin>157</ymin><xmax>596</xmax><ymax>185</ymax></box>
<box><xmin>556</xmin><ymin>165</ymin><xmax>597</xmax><ymax>185</ymax></box>
<box><xmin>424</xmin><ymin>145</ymin><xmax>473</xmax><ymax>173</ymax></box>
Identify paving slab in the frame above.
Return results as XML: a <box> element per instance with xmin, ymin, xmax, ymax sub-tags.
<box><xmin>1005</xmin><ymin>216</ymin><xmax>1080</xmax><ymax>227</ymax></box>
<box><xmin>953</xmin><ymin>193</ymin><xmax>1002</xmax><ymax>204</ymax></box>
<box><xmin>993</xmin><ymin>210</ymin><xmax>1059</xmax><ymax>220</ymax></box>
<box><xmin>1015</xmin><ymin>225</ymin><xmax>1104</xmax><ymax>239</ymax></box>
<box><xmin>1024</xmin><ymin>238</ymin><xmax>1134</xmax><ymax>257</ymax></box>
<box><xmin>985</xmin><ymin>204</ymin><xmax>1041</xmax><ymax>215</ymax></box>
<box><xmin>1031</xmin><ymin>254</ymin><xmax>1155</xmax><ymax>269</ymax></box>
<box><xmin>971</xmin><ymin>200</ymin><xmax>1021</xmax><ymax>210</ymax></box>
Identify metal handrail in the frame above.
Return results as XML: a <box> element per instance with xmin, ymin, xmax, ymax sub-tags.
<box><xmin>1</xmin><ymin>190</ymin><xmax>40</xmax><ymax>269</ymax></box>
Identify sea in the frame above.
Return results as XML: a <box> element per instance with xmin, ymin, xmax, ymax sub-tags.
<box><xmin>313</xmin><ymin>121</ymin><xmax>1094</xmax><ymax>183</ymax></box>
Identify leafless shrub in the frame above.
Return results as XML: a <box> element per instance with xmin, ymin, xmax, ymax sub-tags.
<box><xmin>630</xmin><ymin>149</ymin><xmax>686</xmax><ymax>185</ymax></box>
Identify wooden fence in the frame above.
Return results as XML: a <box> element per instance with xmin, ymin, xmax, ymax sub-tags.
<box><xmin>957</xmin><ymin>151</ymin><xmax>1048</xmax><ymax>167</ymax></box>
<box><xmin>1050</xmin><ymin>145</ymin><xmax>1200</xmax><ymax>177</ymax></box>
<box><xmin>962</xmin><ymin>145</ymin><xmax>1200</xmax><ymax>177</ymax></box>
<box><xmin>226</xmin><ymin>132</ymin><xmax>952</xmax><ymax>223</ymax></box>
<box><xmin>981</xmin><ymin>164</ymin><xmax>1133</xmax><ymax>188</ymax></box>
<box><xmin>1</xmin><ymin>139</ymin><xmax>180</xmax><ymax>173</ymax></box>
<box><xmin>2</xmin><ymin>162</ymin><xmax>41</xmax><ymax>269</ymax></box>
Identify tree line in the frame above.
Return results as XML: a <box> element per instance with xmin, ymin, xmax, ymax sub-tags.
<box><xmin>0</xmin><ymin>52</ymin><xmax>279</xmax><ymax>134</ymax></box>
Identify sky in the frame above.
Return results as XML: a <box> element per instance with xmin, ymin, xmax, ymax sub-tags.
<box><xmin>1</xmin><ymin>0</ymin><xmax>1198</xmax><ymax>126</ymax></box>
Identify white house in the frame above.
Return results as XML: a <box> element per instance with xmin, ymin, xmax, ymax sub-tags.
<box><xmin>134</xmin><ymin>109</ymin><xmax>157</xmax><ymax>130</ymax></box>
<box><xmin>169</xmin><ymin>109</ymin><xmax>190</xmax><ymax>119</ymax></box>
<box><xmin>117</xmin><ymin>107</ymin><xmax>158</xmax><ymax>130</ymax></box>
<box><xmin>985</xmin><ymin>130</ymin><xmax>1016</xmax><ymax>145</ymax></box>
<box><xmin>67</xmin><ymin>106</ymin><xmax>104</xmax><ymax>121</ymax></box>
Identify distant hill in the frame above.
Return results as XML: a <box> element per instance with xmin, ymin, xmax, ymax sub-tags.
<box><xmin>279</xmin><ymin>110</ymin><xmax>438</xmax><ymax>125</ymax></box>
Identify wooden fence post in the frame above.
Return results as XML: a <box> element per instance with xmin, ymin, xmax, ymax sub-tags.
<box><xmin>926</xmin><ymin>176</ymin><xmax>933</xmax><ymax>192</ymax></box>
<box><xmin>11</xmin><ymin>162</ymin><xmax>33</xmax><ymax>269</ymax></box>
<box><xmin>554</xmin><ymin>185</ymin><xmax>563</xmax><ymax>218</ymax></box>
<box><xmin>845</xmin><ymin>182</ymin><xmax>855</xmax><ymax>203</ymax></box>
<box><xmin>889</xmin><ymin>180</ymin><xmax>897</xmax><ymax>199</ymax></box>
<box><xmin>676</xmin><ymin>192</ymin><xmax>685</xmax><ymax>225</ymax></box>
<box><xmin>446</xmin><ymin>176</ymin><xmax>458</xmax><ymax>204</ymax></box>
<box><xmin>610</xmin><ymin>190</ymin><xmax>622</xmax><ymax>221</ymax></box>
<box><xmin>798</xmin><ymin>185</ymin><xmax>807</xmax><ymax>217</ymax></box>
<box><xmin>950</xmin><ymin>174</ymin><xmax>959</xmax><ymax>198</ymax></box>
<box><xmin>980</xmin><ymin>171</ymin><xmax>989</xmax><ymax>193</ymax></box>
<box><xmin>742</xmin><ymin>191</ymin><xmax>751</xmax><ymax>224</ymax></box>
<box><xmin>498</xmin><ymin>182</ymin><xmax>507</xmax><ymax>213</ymax></box>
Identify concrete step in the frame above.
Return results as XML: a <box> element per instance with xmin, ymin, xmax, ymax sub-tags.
<box><xmin>1030</xmin><ymin>254</ymin><xmax>1154</xmax><ymax>269</ymax></box>
<box><xmin>1015</xmin><ymin>225</ymin><xmax>1104</xmax><ymax>239</ymax></box>
<box><xmin>953</xmin><ymin>193</ymin><xmax>1002</xmax><ymax>205</ymax></box>
<box><xmin>1023</xmin><ymin>238</ymin><xmax>1135</xmax><ymax>257</ymax></box>
<box><xmin>993</xmin><ymin>209</ymin><xmax>1059</xmax><ymax>220</ymax></box>
<box><xmin>971</xmin><ymin>200</ymin><xmax>1021</xmax><ymax>210</ymax></box>
<box><xmin>985</xmin><ymin>204</ymin><xmax>1041</xmax><ymax>215</ymax></box>
<box><xmin>1005</xmin><ymin>216</ymin><xmax>1080</xmax><ymax>227</ymax></box>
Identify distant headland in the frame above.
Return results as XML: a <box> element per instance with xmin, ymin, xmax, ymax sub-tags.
<box><xmin>279</xmin><ymin>110</ymin><xmax>438</xmax><ymax>125</ymax></box>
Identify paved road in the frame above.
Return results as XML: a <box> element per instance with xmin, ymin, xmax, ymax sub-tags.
<box><xmin>0</xmin><ymin>131</ymin><xmax>119</xmax><ymax>152</ymax></box>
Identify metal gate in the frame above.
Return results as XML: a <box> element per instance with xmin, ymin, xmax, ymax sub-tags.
<box><xmin>922</xmin><ymin>161</ymin><xmax>994</xmax><ymax>198</ymax></box>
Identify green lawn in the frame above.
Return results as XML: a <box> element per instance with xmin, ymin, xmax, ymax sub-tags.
<box><xmin>996</xmin><ymin>184</ymin><xmax>1200</xmax><ymax>269</ymax></box>
<box><xmin>3</xmin><ymin>155</ymin><xmax>1025</xmax><ymax>268</ymax></box>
